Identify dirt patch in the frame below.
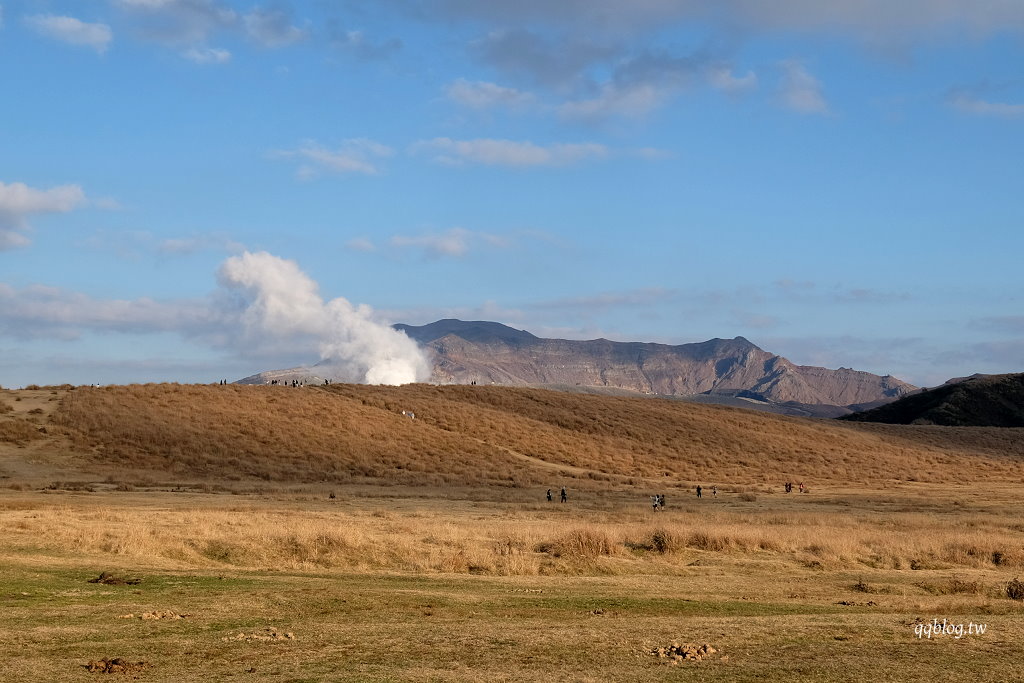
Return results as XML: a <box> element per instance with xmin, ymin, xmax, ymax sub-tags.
<box><xmin>649</xmin><ymin>642</ymin><xmax>718</xmax><ymax>664</ymax></box>
<box><xmin>84</xmin><ymin>658</ymin><xmax>149</xmax><ymax>674</ymax></box>
<box><xmin>222</xmin><ymin>627</ymin><xmax>295</xmax><ymax>642</ymax></box>
<box><xmin>88</xmin><ymin>572</ymin><xmax>141</xmax><ymax>586</ymax></box>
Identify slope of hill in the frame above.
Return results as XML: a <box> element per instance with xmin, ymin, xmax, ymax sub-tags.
<box><xmin>7</xmin><ymin>383</ymin><xmax>1021</xmax><ymax>489</ymax></box>
<box><xmin>841</xmin><ymin>373</ymin><xmax>1024</xmax><ymax>427</ymax></box>
<box><xmin>390</xmin><ymin>319</ymin><xmax>915</xmax><ymax>410</ymax></box>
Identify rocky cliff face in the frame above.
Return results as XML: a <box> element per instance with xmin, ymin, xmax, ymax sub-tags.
<box><xmin>393</xmin><ymin>320</ymin><xmax>916</xmax><ymax>408</ymax></box>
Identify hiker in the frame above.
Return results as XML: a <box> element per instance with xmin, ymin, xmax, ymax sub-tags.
<box><xmin>696</xmin><ymin>485</ymin><xmax>702</xmax><ymax>499</ymax></box>
<box><xmin>546</xmin><ymin>489</ymin><xmax>552</xmax><ymax>502</ymax></box>
<box><xmin>658</xmin><ymin>494</ymin><xmax>665</xmax><ymax>510</ymax></box>
<box><xmin>712</xmin><ymin>486</ymin><xmax>717</xmax><ymax>498</ymax></box>
<box><xmin>560</xmin><ymin>486</ymin><xmax>567</xmax><ymax>503</ymax></box>
<box><xmin>799</xmin><ymin>482</ymin><xmax>805</xmax><ymax>493</ymax></box>
<box><xmin>651</xmin><ymin>495</ymin><xmax>659</xmax><ymax>512</ymax></box>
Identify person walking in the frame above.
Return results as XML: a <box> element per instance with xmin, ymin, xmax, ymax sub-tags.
<box><xmin>546</xmin><ymin>489</ymin><xmax>552</xmax><ymax>502</ymax></box>
<box><xmin>696</xmin><ymin>485</ymin><xmax>702</xmax><ymax>499</ymax></box>
<box><xmin>712</xmin><ymin>486</ymin><xmax>717</xmax><ymax>498</ymax></box>
<box><xmin>560</xmin><ymin>486</ymin><xmax>567</xmax><ymax>503</ymax></box>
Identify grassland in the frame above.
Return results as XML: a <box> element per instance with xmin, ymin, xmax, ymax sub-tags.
<box><xmin>2</xmin><ymin>384</ymin><xmax>1024</xmax><ymax>681</ymax></box>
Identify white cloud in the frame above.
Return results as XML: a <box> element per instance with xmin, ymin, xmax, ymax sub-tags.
<box><xmin>243</xmin><ymin>7</ymin><xmax>306</xmax><ymax>47</ymax></box>
<box><xmin>778</xmin><ymin>60</ymin><xmax>829</xmax><ymax>114</ymax></box>
<box><xmin>708</xmin><ymin>65</ymin><xmax>758</xmax><ymax>93</ymax></box>
<box><xmin>344</xmin><ymin>237</ymin><xmax>376</xmax><ymax>252</ymax></box>
<box><xmin>629</xmin><ymin>147</ymin><xmax>674</xmax><ymax>160</ymax></box>
<box><xmin>0</xmin><ymin>282</ymin><xmax>215</xmax><ymax>339</ymax></box>
<box><xmin>559</xmin><ymin>83</ymin><xmax>666</xmax><ymax>120</ymax></box>
<box><xmin>390</xmin><ymin>228</ymin><xmax>473</xmax><ymax>258</ymax></box>
<box><xmin>556</xmin><ymin>50</ymin><xmax>740</xmax><ymax>120</ymax></box>
<box><xmin>0</xmin><ymin>181</ymin><xmax>87</xmax><ymax>250</ymax></box>
<box><xmin>948</xmin><ymin>92</ymin><xmax>1024</xmax><ymax>118</ymax></box>
<box><xmin>387</xmin><ymin>227</ymin><xmax>511</xmax><ymax>259</ymax></box>
<box><xmin>330</xmin><ymin>27</ymin><xmax>402</xmax><ymax>61</ymax></box>
<box><xmin>181</xmin><ymin>45</ymin><xmax>230</xmax><ymax>63</ymax></box>
<box><xmin>445</xmin><ymin>79</ymin><xmax>536</xmax><ymax>110</ymax></box>
<box><xmin>25</xmin><ymin>14</ymin><xmax>112</xmax><ymax>53</ymax></box>
<box><xmin>273</xmin><ymin>139</ymin><xmax>395</xmax><ymax>178</ymax></box>
<box><xmin>112</xmin><ymin>0</ymin><xmax>237</xmax><ymax>46</ymax></box>
<box><xmin>158</xmin><ymin>233</ymin><xmax>242</xmax><ymax>255</ymax></box>
<box><xmin>410</xmin><ymin>138</ymin><xmax>608</xmax><ymax>167</ymax></box>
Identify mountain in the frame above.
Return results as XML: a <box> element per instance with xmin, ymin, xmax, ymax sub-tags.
<box><xmin>840</xmin><ymin>373</ymin><xmax>1024</xmax><ymax>427</ymax></box>
<box><xmin>237</xmin><ymin>319</ymin><xmax>915</xmax><ymax>414</ymax></box>
<box><xmin>391</xmin><ymin>319</ymin><xmax>915</xmax><ymax>413</ymax></box>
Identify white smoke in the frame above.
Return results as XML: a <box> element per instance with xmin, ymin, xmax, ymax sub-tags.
<box><xmin>218</xmin><ymin>251</ymin><xmax>430</xmax><ymax>385</ymax></box>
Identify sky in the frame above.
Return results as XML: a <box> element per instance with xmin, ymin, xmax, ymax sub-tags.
<box><xmin>1</xmin><ymin>0</ymin><xmax>1022</xmax><ymax>388</ymax></box>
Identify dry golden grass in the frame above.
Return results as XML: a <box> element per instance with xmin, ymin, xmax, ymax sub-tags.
<box><xmin>3</xmin><ymin>467</ymin><xmax>1024</xmax><ymax>679</ymax></box>
<box><xmin>40</xmin><ymin>383</ymin><xmax>1024</xmax><ymax>490</ymax></box>
<box><xmin>4</xmin><ymin>486</ymin><xmax>1024</xmax><ymax>577</ymax></box>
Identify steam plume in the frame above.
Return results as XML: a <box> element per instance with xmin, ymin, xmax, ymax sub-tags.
<box><xmin>218</xmin><ymin>251</ymin><xmax>430</xmax><ymax>384</ymax></box>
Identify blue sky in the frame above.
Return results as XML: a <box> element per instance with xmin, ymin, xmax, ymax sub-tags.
<box><xmin>1</xmin><ymin>0</ymin><xmax>1022</xmax><ymax>387</ymax></box>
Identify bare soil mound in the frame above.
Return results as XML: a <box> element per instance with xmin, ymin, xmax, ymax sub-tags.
<box><xmin>84</xmin><ymin>658</ymin><xmax>149</xmax><ymax>674</ymax></box>
<box><xmin>88</xmin><ymin>572</ymin><xmax>141</xmax><ymax>586</ymax></box>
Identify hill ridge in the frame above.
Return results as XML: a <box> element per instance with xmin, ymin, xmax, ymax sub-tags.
<box><xmin>842</xmin><ymin>372</ymin><xmax>1024</xmax><ymax>427</ymax></box>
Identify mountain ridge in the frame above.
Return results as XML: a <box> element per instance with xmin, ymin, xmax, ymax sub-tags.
<box><xmin>392</xmin><ymin>319</ymin><xmax>914</xmax><ymax>411</ymax></box>
<box><xmin>238</xmin><ymin>319</ymin><xmax>915</xmax><ymax>415</ymax></box>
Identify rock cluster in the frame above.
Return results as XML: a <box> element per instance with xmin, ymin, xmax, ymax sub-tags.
<box><xmin>650</xmin><ymin>642</ymin><xmax>717</xmax><ymax>664</ymax></box>
<box><xmin>222</xmin><ymin>627</ymin><xmax>295</xmax><ymax>642</ymax></box>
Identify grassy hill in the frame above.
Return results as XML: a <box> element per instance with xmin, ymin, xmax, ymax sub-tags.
<box><xmin>3</xmin><ymin>383</ymin><xmax>1021</xmax><ymax>489</ymax></box>
<box><xmin>841</xmin><ymin>373</ymin><xmax>1024</xmax><ymax>427</ymax></box>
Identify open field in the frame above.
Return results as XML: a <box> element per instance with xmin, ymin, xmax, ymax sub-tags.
<box><xmin>2</xmin><ymin>384</ymin><xmax>1024</xmax><ymax>680</ymax></box>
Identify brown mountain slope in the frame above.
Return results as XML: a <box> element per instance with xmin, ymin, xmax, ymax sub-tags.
<box><xmin>841</xmin><ymin>373</ymin><xmax>1024</xmax><ymax>427</ymax></box>
<box><xmin>390</xmin><ymin>319</ymin><xmax>914</xmax><ymax>408</ymax></box>
<box><xmin>11</xmin><ymin>383</ymin><xmax>1021</xmax><ymax>489</ymax></box>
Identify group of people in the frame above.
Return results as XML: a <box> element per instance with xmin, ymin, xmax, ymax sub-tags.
<box><xmin>651</xmin><ymin>494</ymin><xmax>666</xmax><ymax>510</ymax></box>
<box><xmin>264</xmin><ymin>379</ymin><xmax>332</xmax><ymax>386</ymax></box>
<box><xmin>784</xmin><ymin>481</ymin><xmax>807</xmax><ymax>493</ymax></box>
<box><xmin>546</xmin><ymin>487</ymin><xmax>568</xmax><ymax>503</ymax></box>
<box><xmin>267</xmin><ymin>379</ymin><xmax>305</xmax><ymax>387</ymax></box>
